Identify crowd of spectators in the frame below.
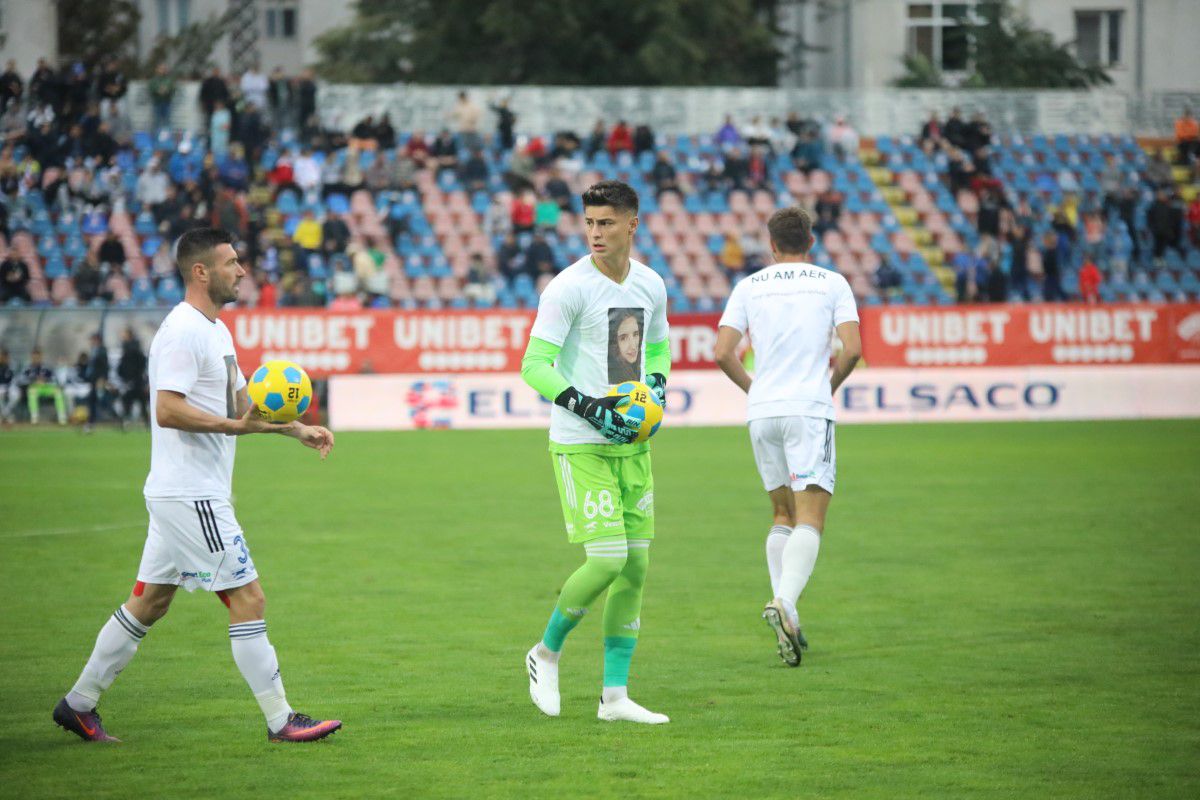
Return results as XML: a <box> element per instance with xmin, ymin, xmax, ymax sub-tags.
<box><xmin>905</xmin><ymin>106</ymin><xmax>1200</xmax><ymax>305</ymax></box>
<box><xmin>2</xmin><ymin>52</ymin><xmax>1199</xmax><ymax>319</ymax></box>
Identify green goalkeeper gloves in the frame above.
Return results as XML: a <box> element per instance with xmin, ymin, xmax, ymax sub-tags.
<box><xmin>554</xmin><ymin>387</ymin><xmax>641</xmax><ymax>445</ymax></box>
<box><xmin>645</xmin><ymin>372</ymin><xmax>667</xmax><ymax>410</ymax></box>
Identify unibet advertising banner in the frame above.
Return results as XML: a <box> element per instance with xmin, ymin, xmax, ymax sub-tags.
<box><xmin>223</xmin><ymin>304</ymin><xmax>1200</xmax><ymax>378</ymax></box>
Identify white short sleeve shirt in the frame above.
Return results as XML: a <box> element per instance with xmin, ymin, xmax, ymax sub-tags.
<box><xmin>719</xmin><ymin>262</ymin><xmax>858</xmax><ymax>421</ymax></box>
<box><xmin>530</xmin><ymin>256</ymin><xmax>668</xmax><ymax>445</ymax></box>
<box><xmin>143</xmin><ymin>303</ymin><xmax>247</xmax><ymax>500</ymax></box>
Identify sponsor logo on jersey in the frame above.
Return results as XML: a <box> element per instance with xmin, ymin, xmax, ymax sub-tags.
<box><xmin>636</xmin><ymin>492</ymin><xmax>654</xmax><ymax>514</ymax></box>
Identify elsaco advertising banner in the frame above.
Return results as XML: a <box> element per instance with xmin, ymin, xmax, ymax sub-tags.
<box><xmin>329</xmin><ymin>366</ymin><xmax>1200</xmax><ymax>431</ymax></box>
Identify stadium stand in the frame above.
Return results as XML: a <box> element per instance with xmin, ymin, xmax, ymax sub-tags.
<box><xmin>2</xmin><ymin>72</ymin><xmax>1198</xmax><ymax>311</ymax></box>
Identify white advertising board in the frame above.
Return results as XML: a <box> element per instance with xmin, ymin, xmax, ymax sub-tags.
<box><xmin>329</xmin><ymin>367</ymin><xmax>1200</xmax><ymax>431</ymax></box>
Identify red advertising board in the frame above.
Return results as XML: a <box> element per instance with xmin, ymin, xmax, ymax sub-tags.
<box><xmin>224</xmin><ymin>309</ymin><xmax>536</xmax><ymax>376</ymax></box>
<box><xmin>223</xmin><ymin>304</ymin><xmax>1200</xmax><ymax>377</ymax></box>
<box><xmin>223</xmin><ymin>308</ymin><xmax>729</xmax><ymax>377</ymax></box>
<box><xmin>857</xmin><ymin>303</ymin><xmax>1200</xmax><ymax>367</ymax></box>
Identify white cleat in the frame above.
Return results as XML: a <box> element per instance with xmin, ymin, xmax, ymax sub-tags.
<box><xmin>597</xmin><ymin>696</ymin><xmax>669</xmax><ymax>724</ymax></box>
<box><xmin>526</xmin><ymin>644</ymin><xmax>560</xmax><ymax>717</ymax></box>
<box><xmin>763</xmin><ymin>598</ymin><xmax>807</xmax><ymax>667</ymax></box>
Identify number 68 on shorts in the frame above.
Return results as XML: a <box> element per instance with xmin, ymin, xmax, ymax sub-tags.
<box><xmin>551</xmin><ymin>450</ymin><xmax>655</xmax><ymax>543</ymax></box>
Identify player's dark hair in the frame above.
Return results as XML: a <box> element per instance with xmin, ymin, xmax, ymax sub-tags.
<box><xmin>175</xmin><ymin>228</ymin><xmax>235</xmax><ymax>283</ymax></box>
<box><xmin>582</xmin><ymin>180</ymin><xmax>639</xmax><ymax>216</ymax></box>
<box><xmin>767</xmin><ymin>206</ymin><xmax>814</xmax><ymax>255</ymax></box>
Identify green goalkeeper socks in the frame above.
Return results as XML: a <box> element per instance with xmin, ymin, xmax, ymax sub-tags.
<box><xmin>541</xmin><ymin>537</ymin><xmax>628</xmax><ymax>652</ymax></box>
<box><xmin>603</xmin><ymin>637</ymin><xmax>637</xmax><ymax>687</ymax></box>
<box><xmin>602</xmin><ymin>542</ymin><xmax>649</xmax><ymax>686</ymax></box>
<box><xmin>540</xmin><ymin>538</ymin><xmax>651</xmax><ymax>690</ymax></box>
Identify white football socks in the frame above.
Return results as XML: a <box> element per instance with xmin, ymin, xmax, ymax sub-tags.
<box><xmin>777</xmin><ymin>525</ymin><xmax>821</xmax><ymax>612</ymax></box>
<box><xmin>602</xmin><ymin>685</ymin><xmax>629</xmax><ymax>703</ymax></box>
<box><xmin>229</xmin><ymin>621</ymin><xmax>293</xmax><ymax>733</ymax></box>
<box><xmin>67</xmin><ymin>605</ymin><xmax>149</xmax><ymax>712</ymax></box>
<box><xmin>765</xmin><ymin>525</ymin><xmax>791</xmax><ymax>596</ymax></box>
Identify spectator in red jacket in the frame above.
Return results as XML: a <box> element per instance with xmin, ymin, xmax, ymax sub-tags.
<box><xmin>1187</xmin><ymin>196</ymin><xmax>1200</xmax><ymax>249</ymax></box>
<box><xmin>1078</xmin><ymin>258</ymin><xmax>1102</xmax><ymax>304</ymax></box>
<box><xmin>606</xmin><ymin>121</ymin><xmax>633</xmax><ymax>157</ymax></box>
<box><xmin>511</xmin><ymin>191</ymin><xmax>535</xmax><ymax>234</ymax></box>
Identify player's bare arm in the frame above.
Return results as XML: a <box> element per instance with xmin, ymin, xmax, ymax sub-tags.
<box><xmin>715</xmin><ymin>326</ymin><xmax>752</xmax><ymax>393</ymax></box>
<box><xmin>235</xmin><ymin>386</ymin><xmax>334</xmax><ymax>458</ymax></box>
<box><xmin>830</xmin><ymin>321</ymin><xmax>862</xmax><ymax>393</ymax></box>
<box><xmin>156</xmin><ymin>389</ymin><xmax>288</xmax><ymax>436</ymax></box>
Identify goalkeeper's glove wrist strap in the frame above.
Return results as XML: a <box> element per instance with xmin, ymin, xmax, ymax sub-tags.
<box><xmin>554</xmin><ymin>386</ymin><xmax>587</xmax><ymax>415</ymax></box>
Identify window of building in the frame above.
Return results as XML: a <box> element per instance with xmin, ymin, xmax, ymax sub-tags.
<box><xmin>906</xmin><ymin>1</ymin><xmax>977</xmax><ymax>73</ymax></box>
<box><xmin>176</xmin><ymin>0</ymin><xmax>190</xmax><ymax>29</ymax></box>
<box><xmin>264</xmin><ymin>2</ymin><xmax>298</xmax><ymax>40</ymax></box>
<box><xmin>156</xmin><ymin>0</ymin><xmax>170</xmax><ymax>37</ymax></box>
<box><xmin>1074</xmin><ymin>10</ymin><xmax>1122</xmax><ymax>67</ymax></box>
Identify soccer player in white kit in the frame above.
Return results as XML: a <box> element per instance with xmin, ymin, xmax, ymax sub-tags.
<box><xmin>715</xmin><ymin>207</ymin><xmax>862</xmax><ymax>666</ymax></box>
<box><xmin>53</xmin><ymin>228</ymin><xmax>342</xmax><ymax>742</ymax></box>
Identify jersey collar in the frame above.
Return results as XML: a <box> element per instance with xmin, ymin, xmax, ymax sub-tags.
<box><xmin>589</xmin><ymin>255</ymin><xmax>631</xmax><ymax>287</ymax></box>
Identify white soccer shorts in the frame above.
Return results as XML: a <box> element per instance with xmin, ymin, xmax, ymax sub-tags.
<box><xmin>747</xmin><ymin>415</ymin><xmax>837</xmax><ymax>494</ymax></box>
<box><xmin>136</xmin><ymin>499</ymin><xmax>259</xmax><ymax>592</ymax></box>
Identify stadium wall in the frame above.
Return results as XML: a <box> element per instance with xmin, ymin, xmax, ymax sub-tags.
<box><xmin>5</xmin><ymin>304</ymin><xmax>1198</xmax><ymax>428</ymax></box>
<box><xmin>125</xmin><ymin>83</ymin><xmax>1200</xmax><ymax>138</ymax></box>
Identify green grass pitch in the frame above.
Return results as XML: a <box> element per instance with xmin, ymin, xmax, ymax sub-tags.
<box><xmin>1</xmin><ymin>420</ymin><xmax>1198</xmax><ymax>798</ymax></box>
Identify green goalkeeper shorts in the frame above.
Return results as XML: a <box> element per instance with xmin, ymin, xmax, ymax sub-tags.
<box><xmin>549</xmin><ymin>449</ymin><xmax>655</xmax><ymax>543</ymax></box>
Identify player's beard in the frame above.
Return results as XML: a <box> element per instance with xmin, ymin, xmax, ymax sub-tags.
<box><xmin>210</xmin><ymin>278</ymin><xmax>239</xmax><ymax>306</ymax></box>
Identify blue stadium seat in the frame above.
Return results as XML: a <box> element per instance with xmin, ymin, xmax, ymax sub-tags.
<box><xmin>131</xmin><ymin>278</ymin><xmax>156</xmax><ymax>305</ymax></box>
<box><xmin>157</xmin><ymin>277</ymin><xmax>183</xmax><ymax>305</ymax></box>
<box><xmin>326</xmin><ymin>194</ymin><xmax>350</xmax><ymax>215</ymax></box>
<box><xmin>135</xmin><ymin>212</ymin><xmax>157</xmax><ymax>237</ymax></box>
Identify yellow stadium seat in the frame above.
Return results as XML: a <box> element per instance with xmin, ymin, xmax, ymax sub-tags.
<box><xmin>868</xmin><ymin>167</ymin><xmax>893</xmax><ymax>184</ymax></box>
<box><xmin>894</xmin><ymin>207</ymin><xmax>918</xmax><ymax>226</ymax></box>
<box><xmin>1182</xmin><ymin>184</ymin><xmax>1199</xmax><ymax>202</ymax></box>
<box><xmin>1172</xmin><ymin>166</ymin><xmax>1191</xmax><ymax>184</ymax></box>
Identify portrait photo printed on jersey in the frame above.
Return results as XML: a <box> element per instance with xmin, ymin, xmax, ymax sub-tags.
<box><xmin>607</xmin><ymin>307</ymin><xmax>644</xmax><ymax>383</ymax></box>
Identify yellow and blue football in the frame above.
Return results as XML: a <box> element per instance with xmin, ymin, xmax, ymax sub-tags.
<box><xmin>247</xmin><ymin>360</ymin><xmax>312</xmax><ymax>424</ymax></box>
<box><xmin>607</xmin><ymin>380</ymin><xmax>664</xmax><ymax>443</ymax></box>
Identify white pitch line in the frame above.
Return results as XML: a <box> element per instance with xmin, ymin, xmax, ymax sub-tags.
<box><xmin>1</xmin><ymin>521</ymin><xmax>143</xmax><ymax>539</ymax></box>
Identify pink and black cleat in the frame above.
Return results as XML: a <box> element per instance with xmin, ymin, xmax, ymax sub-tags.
<box><xmin>53</xmin><ymin>698</ymin><xmax>120</xmax><ymax>742</ymax></box>
<box><xmin>268</xmin><ymin>712</ymin><xmax>342</xmax><ymax>743</ymax></box>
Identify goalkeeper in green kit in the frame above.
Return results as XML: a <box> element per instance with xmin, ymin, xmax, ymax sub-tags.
<box><xmin>520</xmin><ymin>180</ymin><xmax>671</xmax><ymax>724</ymax></box>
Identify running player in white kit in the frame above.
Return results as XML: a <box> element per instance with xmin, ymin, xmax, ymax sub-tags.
<box><xmin>53</xmin><ymin>228</ymin><xmax>342</xmax><ymax>742</ymax></box>
<box><xmin>714</xmin><ymin>207</ymin><xmax>861</xmax><ymax>666</ymax></box>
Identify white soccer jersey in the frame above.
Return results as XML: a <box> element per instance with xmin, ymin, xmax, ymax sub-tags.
<box><xmin>719</xmin><ymin>262</ymin><xmax>858</xmax><ymax>422</ymax></box>
<box><xmin>530</xmin><ymin>256</ymin><xmax>669</xmax><ymax>445</ymax></box>
<box><xmin>143</xmin><ymin>302</ymin><xmax>247</xmax><ymax>500</ymax></box>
